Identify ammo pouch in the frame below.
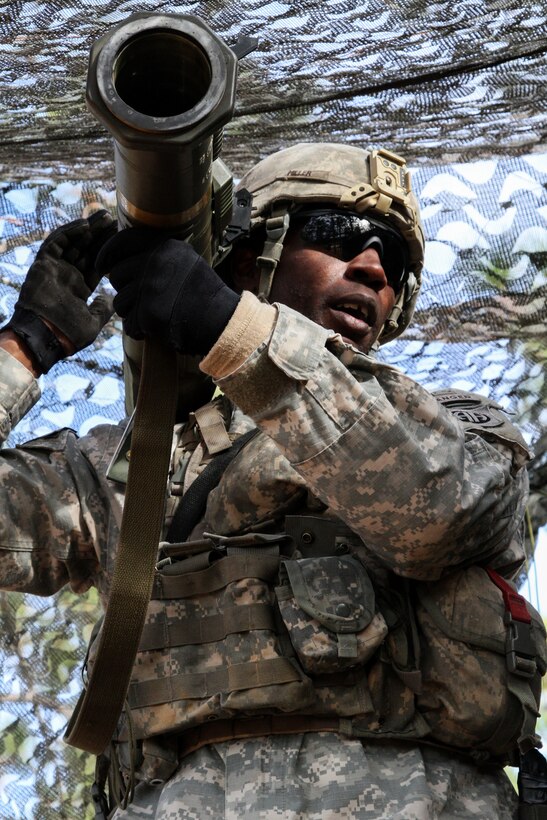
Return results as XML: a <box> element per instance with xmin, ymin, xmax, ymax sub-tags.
<box><xmin>414</xmin><ymin>566</ymin><xmax>547</xmax><ymax>756</ymax></box>
<box><xmin>275</xmin><ymin>555</ymin><xmax>388</xmax><ymax>675</ymax></box>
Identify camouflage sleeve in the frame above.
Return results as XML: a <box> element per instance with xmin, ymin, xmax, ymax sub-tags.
<box><xmin>0</xmin><ymin>425</ymin><xmax>112</xmax><ymax>596</ymax></box>
<box><xmin>0</xmin><ymin>346</ymin><xmax>118</xmax><ymax>596</ymax></box>
<box><xmin>203</xmin><ymin>298</ymin><xmax>530</xmax><ymax>580</ymax></box>
<box><xmin>0</xmin><ymin>347</ymin><xmax>41</xmax><ymax>443</ymax></box>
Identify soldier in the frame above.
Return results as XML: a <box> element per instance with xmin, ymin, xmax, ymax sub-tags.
<box><xmin>0</xmin><ymin>143</ymin><xmax>545</xmax><ymax>819</ymax></box>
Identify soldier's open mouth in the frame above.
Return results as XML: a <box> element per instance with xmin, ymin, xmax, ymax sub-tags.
<box><xmin>336</xmin><ymin>301</ymin><xmax>369</xmax><ymax>321</ymax></box>
<box><xmin>330</xmin><ymin>301</ymin><xmax>374</xmax><ymax>336</ymax></box>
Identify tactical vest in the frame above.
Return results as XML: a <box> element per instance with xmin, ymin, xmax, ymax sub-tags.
<box><xmin>98</xmin><ymin>394</ymin><xmax>546</xmax><ymax>785</ymax></box>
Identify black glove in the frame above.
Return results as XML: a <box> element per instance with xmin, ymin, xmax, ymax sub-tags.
<box><xmin>96</xmin><ymin>229</ymin><xmax>240</xmax><ymax>356</ymax></box>
<box><xmin>5</xmin><ymin>209</ymin><xmax>117</xmax><ymax>372</ymax></box>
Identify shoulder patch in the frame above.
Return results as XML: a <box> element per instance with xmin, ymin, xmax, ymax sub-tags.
<box><xmin>433</xmin><ymin>390</ymin><xmax>504</xmax><ymax>429</ymax></box>
<box><xmin>433</xmin><ymin>389</ymin><xmax>531</xmax><ymax>461</ymax></box>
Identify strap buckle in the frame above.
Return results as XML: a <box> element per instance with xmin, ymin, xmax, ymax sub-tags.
<box><xmin>256</xmin><ymin>213</ymin><xmax>290</xmax><ymax>297</ymax></box>
<box><xmin>486</xmin><ymin>567</ymin><xmax>537</xmax><ymax>679</ymax></box>
<box><xmin>506</xmin><ymin>613</ymin><xmax>537</xmax><ymax>678</ymax></box>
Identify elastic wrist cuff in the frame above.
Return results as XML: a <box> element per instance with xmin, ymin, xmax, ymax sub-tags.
<box><xmin>4</xmin><ymin>307</ymin><xmax>65</xmax><ymax>374</ymax></box>
<box><xmin>200</xmin><ymin>291</ymin><xmax>276</xmax><ymax>379</ymax></box>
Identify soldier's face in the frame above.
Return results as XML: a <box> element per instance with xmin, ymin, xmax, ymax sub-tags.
<box><xmin>268</xmin><ymin>231</ymin><xmax>397</xmax><ymax>353</ymax></box>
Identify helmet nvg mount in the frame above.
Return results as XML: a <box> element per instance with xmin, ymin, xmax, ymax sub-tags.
<box><xmin>236</xmin><ymin>142</ymin><xmax>425</xmax><ymax>344</ymax></box>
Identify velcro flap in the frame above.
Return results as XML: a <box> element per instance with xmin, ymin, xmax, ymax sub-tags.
<box><xmin>268</xmin><ymin>305</ymin><xmax>332</xmax><ymax>381</ymax></box>
<box><xmin>280</xmin><ymin>555</ymin><xmax>374</xmax><ymax>633</ymax></box>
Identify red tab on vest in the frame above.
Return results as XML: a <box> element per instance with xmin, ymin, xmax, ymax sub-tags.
<box><xmin>486</xmin><ymin>567</ymin><xmax>531</xmax><ymax>624</ymax></box>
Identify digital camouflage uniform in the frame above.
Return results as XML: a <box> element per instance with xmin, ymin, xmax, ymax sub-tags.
<box><xmin>0</xmin><ymin>290</ymin><xmax>543</xmax><ymax>819</ymax></box>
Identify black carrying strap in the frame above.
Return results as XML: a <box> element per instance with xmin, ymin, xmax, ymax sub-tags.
<box><xmin>166</xmin><ymin>427</ymin><xmax>259</xmax><ymax>543</ymax></box>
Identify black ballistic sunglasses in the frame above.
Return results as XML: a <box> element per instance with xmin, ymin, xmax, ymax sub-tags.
<box><xmin>292</xmin><ymin>209</ymin><xmax>409</xmax><ymax>292</ymax></box>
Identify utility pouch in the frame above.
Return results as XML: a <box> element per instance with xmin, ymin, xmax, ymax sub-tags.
<box><xmin>415</xmin><ymin>566</ymin><xmax>547</xmax><ymax>756</ymax></box>
<box><xmin>276</xmin><ymin>555</ymin><xmax>388</xmax><ymax>675</ymax></box>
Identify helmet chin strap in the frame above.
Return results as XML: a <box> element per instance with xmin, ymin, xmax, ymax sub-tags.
<box><xmin>380</xmin><ymin>270</ymin><xmax>417</xmax><ymax>342</ymax></box>
<box><xmin>255</xmin><ymin>208</ymin><xmax>291</xmax><ymax>298</ymax></box>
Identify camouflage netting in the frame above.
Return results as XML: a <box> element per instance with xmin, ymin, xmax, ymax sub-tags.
<box><xmin>0</xmin><ymin>0</ymin><xmax>545</xmax><ymax>817</ymax></box>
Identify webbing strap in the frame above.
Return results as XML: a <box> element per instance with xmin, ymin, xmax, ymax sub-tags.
<box><xmin>486</xmin><ymin>567</ymin><xmax>532</xmax><ymax>624</ymax></box>
<box><xmin>165</xmin><ymin>427</ymin><xmax>258</xmax><ymax>544</ymax></box>
<box><xmin>177</xmin><ymin>715</ymin><xmax>343</xmax><ymax>758</ymax></box>
<box><xmin>256</xmin><ymin>213</ymin><xmax>290</xmax><ymax>298</ymax></box>
<box><xmin>127</xmin><ymin>657</ymin><xmax>302</xmax><ymax>709</ymax></box>
<box><xmin>507</xmin><ymin>675</ymin><xmax>541</xmax><ymax>753</ymax></box>
<box><xmin>152</xmin><ymin>553</ymin><xmax>280</xmax><ymax>599</ymax></box>
<box><xmin>193</xmin><ymin>402</ymin><xmax>232</xmax><ymax>454</ymax></box>
<box><xmin>487</xmin><ymin>566</ymin><xmax>540</xmax><ymax>754</ymax></box>
<box><xmin>65</xmin><ymin>339</ymin><xmax>178</xmax><ymax>754</ymax></box>
<box><xmin>138</xmin><ymin>603</ymin><xmax>276</xmax><ymax>650</ymax></box>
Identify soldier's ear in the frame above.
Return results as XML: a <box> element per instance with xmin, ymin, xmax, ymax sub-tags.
<box><xmin>230</xmin><ymin>242</ymin><xmax>261</xmax><ymax>295</ymax></box>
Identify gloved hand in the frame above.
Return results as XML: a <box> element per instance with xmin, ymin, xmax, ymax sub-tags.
<box><xmin>5</xmin><ymin>209</ymin><xmax>117</xmax><ymax>373</ymax></box>
<box><xmin>96</xmin><ymin>229</ymin><xmax>240</xmax><ymax>356</ymax></box>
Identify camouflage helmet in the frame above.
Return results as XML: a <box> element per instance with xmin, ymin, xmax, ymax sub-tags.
<box><xmin>236</xmin><ymin>142</ymin><xmax>425</xmax><ymax>343</ymax></box>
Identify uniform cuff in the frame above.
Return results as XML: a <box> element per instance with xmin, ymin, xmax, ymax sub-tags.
<box><xmin>0</xmin><ymin>347</ymin><xmax>41</xmax><ymax>441</ymax></box>
<box><xmin>200</xmin><ymin>291</ymin><xmax>276</xmax><ymax>380</ymax></box>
